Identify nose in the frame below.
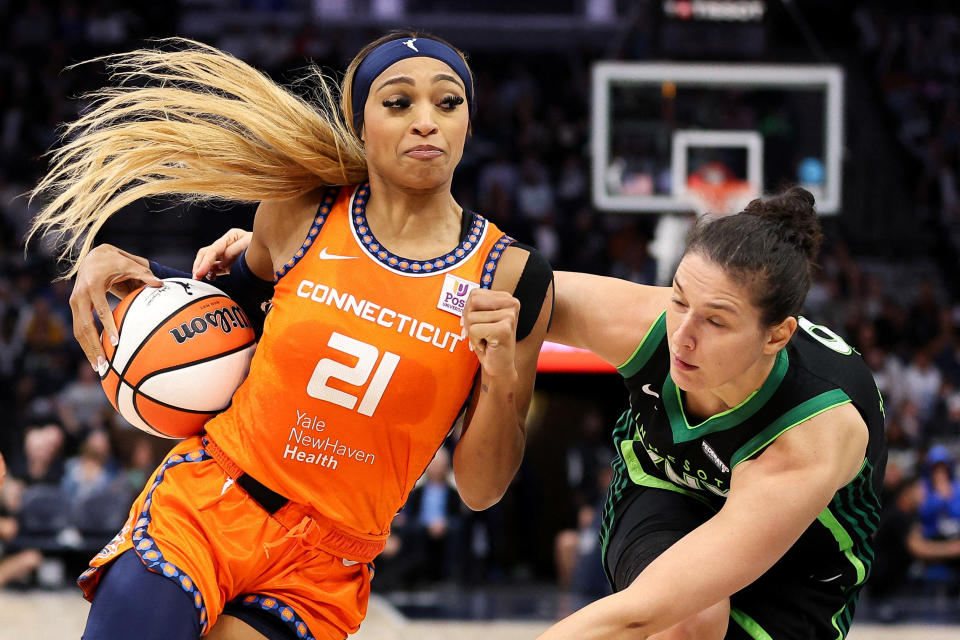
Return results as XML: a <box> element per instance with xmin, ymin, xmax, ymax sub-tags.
<box><xmin>672</xmin><ymin>315</ymin><xmax>696</xmax><ymax>352</ymax></box>
<box><xmin>410</xmin><ymin>104</ymin><xmax>439</xmax><ymax>137</ymax></box>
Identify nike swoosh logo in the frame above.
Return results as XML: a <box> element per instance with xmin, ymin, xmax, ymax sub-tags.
<box><xmin>318</xmin><ymin>247</ymin><xmax>359</xmax><ymax>260</ymax></box>
<box><xmin>641</xmin><ymin>384</ymin><xmax>660</xmax><ymax>399</ymax></box>
<box><xmin>818</xmin><ymin>573</ymin><xmax>843</xmax><ymax>583</ymax></box>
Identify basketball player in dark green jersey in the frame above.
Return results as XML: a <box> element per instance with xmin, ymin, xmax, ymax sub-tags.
<box><xmin>541</xmin><ymin>187</ymin><xmax>886</xmax><ymax>640</ymax></box>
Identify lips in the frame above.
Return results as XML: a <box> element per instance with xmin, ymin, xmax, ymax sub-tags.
<box><xmin>405</xmin><ymin>145</ymin><xmax>443</xmax><ymax>159</ymax></box>
<box><xmin>672</xmin><ymin>354</ymin><xmax>698</xmax><ymax>371</ymax></box>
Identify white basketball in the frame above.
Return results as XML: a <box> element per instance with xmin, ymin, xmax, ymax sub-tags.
<box><xmin>100</xmin><ymin>278</ymin><xmax>256</xmax><ymax>438</ymax></box>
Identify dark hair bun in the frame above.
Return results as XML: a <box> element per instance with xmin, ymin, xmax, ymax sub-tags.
<box><xmin>742</xmin><ymin>186</ymin><xmax>823</xmax><ymax>262</ymax></box>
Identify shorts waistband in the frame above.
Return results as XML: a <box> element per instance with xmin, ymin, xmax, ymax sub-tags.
<box><xmin>201</xmin><ymin>434</ymin><xmax>386</xmax><ymax>563</ymax></box>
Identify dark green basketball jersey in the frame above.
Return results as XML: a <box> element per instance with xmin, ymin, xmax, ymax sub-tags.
<box><xmin>601</xmin><ymin>313</ymin><xmax>887</xmax><ymax>637</ymax></box>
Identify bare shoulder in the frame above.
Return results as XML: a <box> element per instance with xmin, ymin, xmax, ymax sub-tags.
<box><xmin>488</xmin><ymin>243</ymin><xmax>536</xmax><ymax>293</ymax></box>
<box><xmin>550</xmin><ymin>271</ymin><xmax>672</xmax><ymax>368</ymax></box>
<box><xmin>254</xmin><ymin>189</ymin><xmax>329</xmax><ymax>272</ymax></box>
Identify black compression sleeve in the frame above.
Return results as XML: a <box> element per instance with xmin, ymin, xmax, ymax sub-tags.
<box><xmin>509</xmin><ymin>242</ymin><xmax>554</xmax><ymax>342</ymax></box>
<box><xmin>147</xmin><ymin>261</ymin><xmax>190</xmax><ymax>280</ymax></box>
<box><xmin>149</xmin><ymin>251</ymin><xmax>275</xmax><ymax>338</ymax></box>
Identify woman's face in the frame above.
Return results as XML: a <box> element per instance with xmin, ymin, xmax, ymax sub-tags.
<box><xmin>361</xmin><ymin>56</ymin><xmax>469</xmax><ymax>191</ymax></box>
<box><xmin>666</xmin><ymin>252</ymin><xmax>779</xmax><ymax>393</ymax></box>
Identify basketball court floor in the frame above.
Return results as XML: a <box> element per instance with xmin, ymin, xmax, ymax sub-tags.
<box><xmin>1</xmin><ymin>589</ymin><xmax>955</xmax><ymax>640</ymax></box>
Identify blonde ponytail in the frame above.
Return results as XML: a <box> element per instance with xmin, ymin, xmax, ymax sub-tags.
<box><xmin>28</xmin><ymin>38</ymin><xmax>367</xmax><ymax>276</ymax></box>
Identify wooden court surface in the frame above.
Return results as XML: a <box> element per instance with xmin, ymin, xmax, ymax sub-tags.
<box><xmin>1</xmin><ymin>591</ymin><xmax>957</xmax><ymax>640</ymax></box>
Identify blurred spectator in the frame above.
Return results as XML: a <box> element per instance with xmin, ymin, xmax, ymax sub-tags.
<box><xmin>16</xmin><ymin>298</ymin><xmax>67</xmax><ymax>353</ymax></box>
<box><xmin>0</xmin><ymin>423</ymin><xmax>65</xmax><ymax>589</ymax></box>
<box><xmin>7</xmin><ymin>423</ymin><xmax>65</xmax><ymax>488</ymax></box>
<box><xmin>403</xmin><ymin>447</ymin><xmax>461</xmax><ymax>583</ymax></box>
<box><xmin>908</xmin><ymin>282</ymin><xmax>944</xmax><ymax>349</ymax></box>
<box><xmin>0</xmin><ymin>307</ymin><xmax>23</xmax><ymax>386</ymax></box>
<box><xmin>553</xmin><ymin>466</ymin><xmax>612</xmax><ymax>597</ymax></box>
<box><xmin>533</xmin><ymin>215</ymin><xmax>561</xmax><ymax>265</ymax></box>
<box><xmin>935</xmin><ymin>331</ymin><xmax>960</xmax><ymax>385</ymax></box>
<box><xmin>919</xmin><ymin>446</ymin><xmax>960</xmax><ymax>542</ymax></box>
<box><xmin>60</xmin><ymin>430</ymin><xmax>118</xmax><ymax>503</ymax></box>
<box><xmin>123</xmin><ymin>438</ymin><xmax>157</xmax><ymax>492</ymax></box>
<box><xmin>373</xmin><ymin>447</ymin><xmax>462</xmax><ymax>589</ymax></box>
<box><xmin>927</xmin><ymin>380</ymin><xmax>960</xmax><ymax>441</ymax></box>
<box><xmin>556</xmin><ymin>154</ymin><xmax>588</xmax><ymax>211</ymax></box>
<box><xmin>0</xmin><ymin>471</ymin><xmax>42</xmax><ymax>588</ymax></box>
<box><xmin>563</xmin><ymin>410</ymin><xmax>613</xmax><ymax>510</ymax></box>
<box><xmin>516</xmin><ymin>156</ymin><xmax>555</xmax><ymax>223</ymax></box>
<box><xmin>903</xmin><ymin>350</ymin><xmax>943</xmax><ymax>422</ymax></box>
<box><xmin>871</xmin><ymin>475</ymin><xmax>960</xmax><ymax>620</ymax></box>
<box><xmin>865</xmin><ymin>345</ymin><xmax>906</xmax><ymax>415</ymax></box>
<box><xmin>915</xmin><ymin>445</ymin><xmax>960</xmax><ymax>590</ymax></box>
<box><xmin>55</xmin><ymin>361</ymin><xmax>110</xmax><ymax>444</ymax></box>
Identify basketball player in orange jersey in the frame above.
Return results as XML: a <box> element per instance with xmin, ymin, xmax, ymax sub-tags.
<box><xmin>30</xmin><ymin>33</ymin><xmax>552</xmax><ymax>640</ymax></box>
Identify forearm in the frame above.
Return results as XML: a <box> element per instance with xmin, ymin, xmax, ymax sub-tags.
<box><xmin>542</xmin><ymin>452</ymin><xmax>844</xmax><ymax>640</ymax></box>
<box><xmin>148</xmin><ymin>251</ymin><xmax>273</xmax><ymax>338</ymax></box>
<box><xmin>453</xmin><ymin>371</ymin><xmax>524</xmax><ymax>510</ymax></box>
<box><xmin>538</xmin><ymin>590</ymin><xmax>652</xmax><ymax>640</ymax></box>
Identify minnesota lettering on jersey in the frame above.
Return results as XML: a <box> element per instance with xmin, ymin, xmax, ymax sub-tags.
<box><xmin>634</xmin><ymin>422</ymin><xmax>728</xmax><ymax>497</ymax></box>
<box><xmin>297</xmin><ymin>279</ymin><xmax>465</xmax><ymax>353</ymax></box>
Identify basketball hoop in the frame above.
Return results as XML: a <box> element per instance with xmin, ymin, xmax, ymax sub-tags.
<box><xmin>685</xmin><ymin>161</ymin><xmax>756</xmax><ymax>217</ymax></box>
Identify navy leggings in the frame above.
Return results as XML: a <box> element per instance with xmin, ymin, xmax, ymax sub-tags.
<box><xmin>82</xmin><ymin>550</ymin><xmax>201</xmax><ymax>640</ymax></box>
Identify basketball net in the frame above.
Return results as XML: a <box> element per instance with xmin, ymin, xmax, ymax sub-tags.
<box><xmin>685</xmin><ymin>162</ymin><xmax>757</xmax><ymax>217</ymax></box>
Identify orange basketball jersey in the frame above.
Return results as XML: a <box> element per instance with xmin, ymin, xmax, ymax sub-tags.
<box><xmin>205</xmin><ymin>184</ymin><xmax>513</xmax><ymax>541</ymax></box>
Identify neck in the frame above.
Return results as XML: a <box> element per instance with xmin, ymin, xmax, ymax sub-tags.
<box><xmin>364</xmin><ymin>172</ymin><xmax>461</xmax><ymax>244</ymax></box>
<box><xmin>685</xmin><ymin>352</ymin><xmax>778</xmax><ymax>418</ymax></box>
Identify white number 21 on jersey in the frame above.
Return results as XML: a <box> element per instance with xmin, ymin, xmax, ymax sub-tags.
<box><xmin>306</xmin><ymin>332</ymin><xmax>400</xmax><ymax>416</ymax></box>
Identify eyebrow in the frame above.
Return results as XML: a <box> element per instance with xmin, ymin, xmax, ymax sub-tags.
<box><xmin>433</xmin><ymin>73</ymin><xmax>465</xmax><ymax>90</ymax></box>
<box><xmin>376</xmin><ymin>73</ymin><xmax>465</xmax><ymax>93</ymax></box>
<box><xmin>673</xmin><ymin>277</ymin><xmax>739</xmax><ymax>313</ymax></box>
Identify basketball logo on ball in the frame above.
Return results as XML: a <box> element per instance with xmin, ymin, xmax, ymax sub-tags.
<box><xmin>100</xmin><ymin>278</ymin><xmax>256</xmax><ymax>438</ymax></box>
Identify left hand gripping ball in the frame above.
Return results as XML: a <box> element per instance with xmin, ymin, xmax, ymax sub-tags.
<box><xmin>100</xmin><ymin>278</ymin><xmax>256</xmax><ymax>439</ymax></box>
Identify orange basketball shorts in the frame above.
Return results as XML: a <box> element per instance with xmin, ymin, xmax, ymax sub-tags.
<box><xmin>78</xmin><ymin>436</ymin><xmax>372</xmax><ymax>639</ymax></box>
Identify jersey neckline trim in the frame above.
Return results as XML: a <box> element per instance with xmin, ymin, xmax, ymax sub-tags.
<box><xmin>730</xmin><ymin>387</ymin><xmax>851</xmax><ymax>467</ymax></box>
<box><xmin>663</xmin><ymin>347</ymin><xmax>789</xmax><ymax>443</ymax></box>
<box><xmin>618</xmin><ymin>311</ymin><xmax>667</xmax><ymax>376</ymax></box>
<box><xmin>349</xmin><ymin>183</ymin><xmax>488</xmax><ymax>276</ymax></box>
<box><xmin>275</xmin><ymin>187</ymin><xmax>340</xmax><ymax>282</ymax></box>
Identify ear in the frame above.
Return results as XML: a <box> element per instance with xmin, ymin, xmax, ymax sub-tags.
<box><xmin>763</xmin><ymin>316</ymin><xmax>797</xmax><ymax>355</ymax></box>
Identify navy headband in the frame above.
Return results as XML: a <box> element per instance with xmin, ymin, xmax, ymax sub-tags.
<box><xmin>351</xmin><ymin>37</ymin><xmax>474</xmax><ymax>135</ymax></box>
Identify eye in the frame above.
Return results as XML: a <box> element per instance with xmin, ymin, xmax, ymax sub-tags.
<box><xmin>438</xmin><ymin>95</ymin><xmax>465</xmax><ymax>111</ymax></box>
<box><xmin>708</xmin><ymin>318</ymin><xmax>724</xmax><ymax>328</ymax></box>
<box><xmin>382</xmin><ymin>96</ymin><xmax>411</xmax><ymax>109</ymax></box>
<box><xmin>671</xmin><ymin>297</ymin><xmax>687</xmax><ymax>308</ymax></box>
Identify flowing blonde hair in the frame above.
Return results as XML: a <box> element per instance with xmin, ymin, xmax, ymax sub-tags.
<box><xmin>28</xmin><ymin>38</ymin><xmax>368</xmax><ymax>276</ymax></box>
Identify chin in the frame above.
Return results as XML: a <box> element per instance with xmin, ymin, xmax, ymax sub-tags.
<box><xmin>669</xmin><ymin>365</ymin><xmax>703</xmax><ymax>392</ymax></box>
<box><xmin>394</xmin><ymin>168</ymin><xmax>452</xmax><ymax>191</ymax></box>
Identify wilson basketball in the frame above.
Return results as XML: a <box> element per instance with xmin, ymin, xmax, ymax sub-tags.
<box><xmin>100</xmin><ymin>278</ymin><xmax>256</xmax><ymax>438</ymax></box>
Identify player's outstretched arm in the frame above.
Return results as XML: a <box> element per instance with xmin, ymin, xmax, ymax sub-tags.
<box><xmin>536</xmin><ymin>404</ymin><xmax>868</xmax><ymax>640</ymax></box>
<box><xmin>549</xmin><ymin>272</ymin><xmax>671</xmax><ymax>367</ymax></box>
<box><xmin>454</xmin><ymin>245</ymin><xmax>552</xmax><ymax>510</ymax></box>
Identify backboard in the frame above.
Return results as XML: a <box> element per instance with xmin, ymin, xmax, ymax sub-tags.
<box><xmin>591</xmin><ymin>62</ymin><xmax>844</xmax><ymax>214</ymax></box>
